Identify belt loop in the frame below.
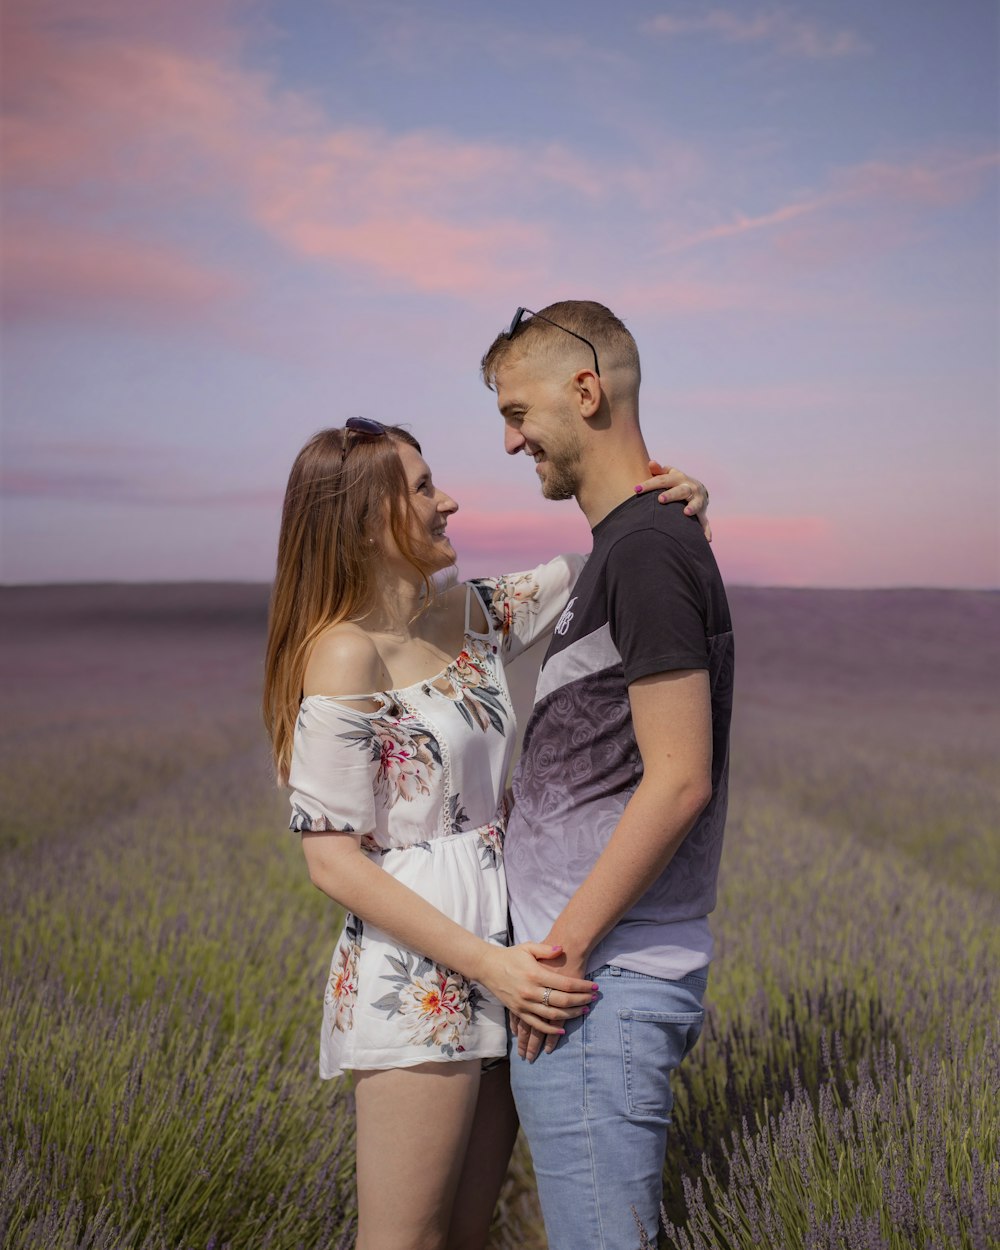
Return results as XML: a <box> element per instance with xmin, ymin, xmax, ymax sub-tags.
<box><xmin>608</xmin><ymin>965</ymin><xmax>621</xmax><ymax>977</ymax></box>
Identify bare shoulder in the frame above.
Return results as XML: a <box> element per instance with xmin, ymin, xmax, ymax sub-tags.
<box><xmin>303</xmin><ymin>623</ymin><xmax>387</xmax><ymax>698</ymax></box>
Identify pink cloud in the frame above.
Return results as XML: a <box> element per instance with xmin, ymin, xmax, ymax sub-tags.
<box><xmin>833</xmin><ymin>151</ymin><xmax>1000</xmax><ymax>209</ymax></box>
<box><xmin>711</xmin><ymin>514</ymin><xmax>844</xmax><ymax>585</ymax></box>
<box><xmin>259</xmin><ymin>213</ymin><xmax>547</xmax><ymax>297</ymax></box>
<box><xmin>0</xmin><ymin>463</ymin><xmax>283</xmax><ymax>509</ymax></box>
<box><xmin>0</xmin><ymin>221</ymin><xmax>240</xmax><ymax>325</ymax></box>
<box><xmin>0</xmin><ymin>0</ymin><xmax>703</xmax><ymax>310</ymax></box>
<box><xmin>449</xmin><ymin>507</ymin><xmax>593</xmax><ymax>573</ymax></box>
<box><xmin>664</xmin><ymin>197</ymin><xmax>827</xmax><ymax>252</ymax></box>
<box><xmin>644</xmin><ymin>9</ymin><xmax>871</xmax><ymax>59</ymax></box>
<box><xmin>0</xmin><ymin>4</ymin><xmax>592</xmax><ymax>303</ymax></box>
<box><xmin>451</xmin><ymin>510</ymin><xmax>849</xmax><ymax>588</ymax></box>
<box><xmin>3</xmin><ymin>0</ymin><xmax>994</xmax><ymax>329</ymax></box>
<box><xmin>664</xmin><ymin>150</ymin><xmax>998</xmax><ymax>263</ymax></box>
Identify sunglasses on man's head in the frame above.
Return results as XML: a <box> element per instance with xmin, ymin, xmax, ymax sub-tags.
<box><xmin>505</xmin><ymin>307</ymin><xmax>600</xmax><ymax>377</ymax></box>
<box><xmin>341</xmin><ymin>416</ymin><xmax>389</xmax><ymax>462</ymax></box>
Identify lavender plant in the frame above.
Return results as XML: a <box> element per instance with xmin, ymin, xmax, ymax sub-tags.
<box><xmin>1</xmin><ymin>584</ymin><xmax>997</xmax><ymax>1249</ymax></box>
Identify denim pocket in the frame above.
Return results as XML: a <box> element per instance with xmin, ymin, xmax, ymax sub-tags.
<box><xmin>618</xmin><ymin>1009</ymin><xmax>705</xmax><ymax>1119</ymax></box>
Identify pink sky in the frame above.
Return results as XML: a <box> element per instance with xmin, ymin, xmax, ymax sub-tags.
<box><xmin>1</xmin><ymin>0</ymin><xmax>997</xmax><ymax>587</ymax></box>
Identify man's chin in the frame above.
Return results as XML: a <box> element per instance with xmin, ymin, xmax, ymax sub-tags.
<box><xmin>536</xmin><ymin>457</ymin><xmax>579</xmax><ymax>502</ymax></box>
<box><xmin>540</xmin><ymin>479</ymin><xmax>576</xmax><ymax>502</ymax></box>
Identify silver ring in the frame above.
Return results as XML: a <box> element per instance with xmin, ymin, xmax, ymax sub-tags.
<box><xmin>541</xmin><ymin>986</ymin><xmax>552</xmax><ymax>1008</ymax></box>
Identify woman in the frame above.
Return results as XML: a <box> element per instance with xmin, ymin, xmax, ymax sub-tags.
<box><xmin>263</xmin><ymin>419</ymin><xmax>709</xmax><ymax>1250</ymax></box>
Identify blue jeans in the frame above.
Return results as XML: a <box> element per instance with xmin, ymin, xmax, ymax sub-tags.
<box><xmin>508</xmin><ymin>964</ymin><xmax>707</xmax><ymax>1250</ymax></box>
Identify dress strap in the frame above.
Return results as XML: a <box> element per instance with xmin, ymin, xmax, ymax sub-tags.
<box><xmin>464</xmin><ymin>582</ymin><xmax>474</xmax><ymax>633</ymax></box>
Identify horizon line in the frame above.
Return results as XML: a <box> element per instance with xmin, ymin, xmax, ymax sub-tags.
<box><xmin>2</xmin><ymin>579</ymin><xmax>998</xmax><ymax>594</ymax></box>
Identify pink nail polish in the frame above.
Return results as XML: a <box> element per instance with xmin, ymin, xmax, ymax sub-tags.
<box><xmin>634</xmin><ymin>484</ymin><xmax>643</xmax><ymax>494</ymax></box>
<box><xmin>582</xmin><ymin>1006</ymin><xmax>590</xmax><ymax>1015</ymax></box>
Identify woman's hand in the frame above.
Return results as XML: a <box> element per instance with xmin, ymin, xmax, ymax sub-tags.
<box><xmin>636</xmin><ymin>460</ymin><xmax>712</xmax><ymax>542</ymax></box>
<box><xmin>476</xmin><ymin>942</ymin><xmax>596</xmax><ymax>1035</ymax></box>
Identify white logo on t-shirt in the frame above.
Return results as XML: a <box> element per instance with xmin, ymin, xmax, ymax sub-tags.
<box><xmin>555</xmin><ymin>597</ymin><xmax>577</xmax><ymax>636</ymax></box>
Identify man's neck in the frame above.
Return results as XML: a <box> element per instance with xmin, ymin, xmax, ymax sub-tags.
<box><xmin>575</xmin><ymin>439</ymin><xmax>652</xmax><ymax>529</ymax></box>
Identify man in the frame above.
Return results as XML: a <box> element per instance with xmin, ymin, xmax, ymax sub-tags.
<box><xmin>480</xmin><ymin>302</ymin><xmax>734</xmax><ymax>1250</ymax></box>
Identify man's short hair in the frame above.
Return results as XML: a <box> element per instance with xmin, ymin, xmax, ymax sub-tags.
<box><xmin>481</xmin><ymin>300</ymin><xmax>641</xmax><ymax>390</ymax></box>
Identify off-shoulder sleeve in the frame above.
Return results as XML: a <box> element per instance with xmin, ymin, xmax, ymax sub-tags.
<box><xmin>287</xmin><ymin>697</ymin><xmax>378</xmax><ymax>834</ymax></box>
<box><xmin>469</xmin><ymin>553</ymin><xmax>586</xmax><ymax>662</ymax></box>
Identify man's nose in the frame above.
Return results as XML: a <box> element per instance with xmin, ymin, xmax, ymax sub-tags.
<box><xmin>504</xmin><ymin>426</ymin><xmax>525</xmax><ymax>456</ymax></box>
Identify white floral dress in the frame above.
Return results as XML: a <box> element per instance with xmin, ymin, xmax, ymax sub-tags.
<box><xmin>288</xmin><ymin>555</ymin><xmax>585</xmax><ymax>1077</ymax></box>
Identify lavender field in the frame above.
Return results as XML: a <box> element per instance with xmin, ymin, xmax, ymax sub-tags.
<box><xmin>1</xmin><ymin>583</ymin><xmax>998</xmax><ymax>1249</ymax></box>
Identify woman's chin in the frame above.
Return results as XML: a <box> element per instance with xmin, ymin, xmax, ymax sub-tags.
<box><xmin>427</xmin><ymin>539</ymin><xmax>458</xmax><ymax>574</ymax></box>
<box><xmin>437</xmin><ymin>544</ymin><xmax>458</xmax><ymax>571</ymax></box>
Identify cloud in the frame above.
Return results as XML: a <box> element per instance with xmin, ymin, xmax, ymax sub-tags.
<box><xmin>2</xmin><ymin>0</ymin><xmax>994</xmax><ymax>339</ymax></box>
<box><xmin>0</xmin><ymin>1</ymin><xmax>606</xmax><ymax>307</ymax></box>
<box><xmin>333</xmin><ymin>1</ymin><xmax>633</xmax><ymax>75</ymax></box>
<box><xmin>452</xmin><ymin>508</ymin><xmax>847</xmax><ymax>588</ymax></box>
<box><xmin>449</xmin><ymin>507</ymin><xmax>592</xmax><ymax>572</ymax></box>
<box><xmin>0</xmin><ymin>0</ymin><xmax>706</xmax><ymax>315</ymax></box>
<box><xmin>643</xmin><ymin>9</ymin><xmax>871</xmax><ymax>60</ymax></box>
<box><xmin>710</xmin><ymin>514</ymin><xmax>843</xmax><ymax>585</ymax></box>
<box><xmin>0</xmin><ymin>433</ymin><xmax>282</xmax><ymax>509</ymax></box>
<box><xmin>0</xmin><ymin>464</ymin><xmax>283</xmax><ymax>509</ymax></box>
<box><xmin>658</xmin><ymin>149</ymin><xmax>999</xmax><ymax>283</ymax></box>
<box><xmin>834</xmin><ymin>151</ymin><xmax>1000</xmax><ymax>209</ymax></box>
<box><xmin>0</xmin><ymin>221</ymin><xmax>240</xmax><ymax>325</ymax></box>
<box><xmin>663</xmin><ymin>197</ymin><xmax>827</xmax><ymax>252</ymax></box>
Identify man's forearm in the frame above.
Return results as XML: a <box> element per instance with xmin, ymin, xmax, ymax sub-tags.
<box><xmin>547</xmin><ymin>772</ymin><xmax>711</xmax><ymax>966</ymax></box>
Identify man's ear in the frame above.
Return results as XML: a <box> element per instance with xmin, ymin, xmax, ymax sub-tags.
<box><xmin>572</xmin><ymin>369</ymin><xmax>602</xmax><ymax>419</ymax></box>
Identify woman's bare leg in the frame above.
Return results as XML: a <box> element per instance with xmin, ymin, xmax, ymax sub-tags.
<box><xmin>354</xmin><ymin>1060</ymin><xmax>481</xmax><ymax>1250</ymax></box>
<box><xmin>446</xmin><ymin>1060</ymin><xmax>520</xmax><ymax>1250</ymax></box>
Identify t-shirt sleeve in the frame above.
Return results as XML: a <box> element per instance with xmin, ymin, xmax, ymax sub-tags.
<box><xmin>606</xmin><ymin>530</ymin><xmax>709</xmax><ymax>684</ymax></box>
<box><xmin>469</xmin><ymin>553</ymin><xmax>587</xmax><ymax>661</ymax></box>
<box><xmin>287</xmin><ymin>698</ymin><xmax>378</xmax><ymax>834</ymax></box>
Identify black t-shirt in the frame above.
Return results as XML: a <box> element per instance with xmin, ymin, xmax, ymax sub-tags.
<box><xmin>505</xmin><ymin>492</ymin><xmax>734</xmax><ymax>978</ymax></box>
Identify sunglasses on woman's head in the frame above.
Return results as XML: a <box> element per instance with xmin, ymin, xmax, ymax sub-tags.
<box><xmin>341</xmin><ymin>417</ymin><xmax>389</xmax><ymax>462</ymax></box>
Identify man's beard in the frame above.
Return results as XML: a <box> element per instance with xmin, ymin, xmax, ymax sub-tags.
<box><xmin>538</xmin><ymin>429</ymin><xmax>583</xmax><ymax>501</ymax></box>
<box><xmin>540</xmin><ymin>463</ymin><xmax>578</xmax><ymax>500</ymax></box>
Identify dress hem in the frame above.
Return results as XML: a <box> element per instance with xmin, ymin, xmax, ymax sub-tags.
<box><xmin>320</xmin><ymin>1046</ymin><xmax>509</xmax><ymax>1079</ymax></box>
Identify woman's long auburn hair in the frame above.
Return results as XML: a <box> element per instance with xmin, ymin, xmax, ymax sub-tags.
<box><xmin>263</xmin><ymin>424</ymin><xmax>438</xmax><ymax>785</ymax></box>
